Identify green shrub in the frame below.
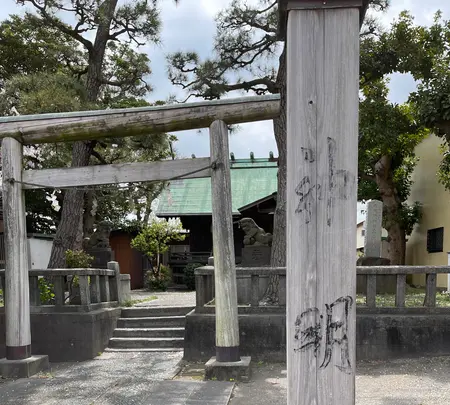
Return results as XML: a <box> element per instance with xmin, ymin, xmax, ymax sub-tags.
<box><xmin>65</xmin><ymin>249</ymin><xmax>94</xmax><ymax>287</ymax></box>
<box><xmin>184</xmin><ymin>263</ymin><xmax>203</xmax><ymax>291</ymax></box>
<box><xmin>65</xmin><ymin>250</ymin><xmax>94</xmax><ymax>268</ymax></box>
<box><xmin>145</xmin><ymin>265</ymin><xmax>171</xmax><ymax>291</ymax></box>
<box><xmin>39</xmin><ymin>278</ymin><xmax>55</xmax><ymax>304</ymax></box>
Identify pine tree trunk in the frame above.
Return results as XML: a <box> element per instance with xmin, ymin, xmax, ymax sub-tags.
<box><xmin>375</xmin><ymin>155</ymin><xmax>406</xmax><ymax>265</ymax></box>
<box><xmin>47</xmin><ymin>0</ymin><xmax>118</xmax><ymax>268</ymax></box>
<box><xmin>48</xmin><ymin>142</ymin><xmax>94</xmax><ymax>267</ymax></box>
<box><xmin>260</xmin><ymin>44</ymin><xmax>287</xmax><ymax>305</ymax></box>
<box><xmin>83</xmin><ymin>191</ymin><xmax>97</xmax><ymax>238</ymax></box>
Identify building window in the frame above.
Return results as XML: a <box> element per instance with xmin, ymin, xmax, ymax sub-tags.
<box><xmin>427</xmin><ymin>227</ymin><xmax>444</xmax><ymax>253</ymax></box>
<box><xmin>361</xmin><ymin>230</ymin><xmax>365</xmax><ymax>237</ymax></box>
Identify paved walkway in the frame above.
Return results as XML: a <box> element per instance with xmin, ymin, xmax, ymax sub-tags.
<box><xmin>0</xmin><ymin>352</ymin><xmax>233</xmax><ymax>405</ymax></box>
<box><xmin>131</xmin><ymin>289</ymin><xmax>196</xmax><ymax>307</ymax></box>
<box><xmin>229</xmin><ymin>356</ymin><xmax>450</xmax><ymax>405</ymax></box>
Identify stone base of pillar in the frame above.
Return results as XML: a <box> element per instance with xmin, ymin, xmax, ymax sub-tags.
<box><xmin>0</xmin><ymin>355</ymin><xmax>49</xmax><ymax>378</ymax></box>
<box><xmin>205</xmin><ymin>356</ymin><xmax>252</xmax><ymax>382</ymax></box>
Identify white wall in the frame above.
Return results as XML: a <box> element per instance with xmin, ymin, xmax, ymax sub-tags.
<box><xmin>28</xmin><ymin>237</ymin><xmax>53</xmax><ymax>269</ymax></box>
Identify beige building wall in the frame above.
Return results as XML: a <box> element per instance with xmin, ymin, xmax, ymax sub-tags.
<box><xmin>406</xmin><ymin>134</ymin><xmax>450</xmax><ymax>289</ymax></box>
<box><xmin>356</xmin><ymin>221</ymin><xmax>365</xmax><ymax>251</ymax></box>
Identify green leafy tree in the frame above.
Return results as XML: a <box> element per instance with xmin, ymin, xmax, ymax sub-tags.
<box><xmin>12</xmin><ymin>0</ymin><xmax>178</xmax><ymax>268</ymax></box>
<box><xmin>131</xmin><ymin>216</ymin><xmax>186</xmax><ymax>276</ymax></box>
<box><xmin>0</xmin><ymin>72</ymin><xmax>90</xmax><ymax>233</ymax></box>
<box><xmin>358</xmin><ymin>79</ymin><xmax>427</xmax><ymax>264</ymax></box>
<box><xmin>0</xmin><ymin>71</ymin><xmax>174</xmax><ymax>234</ymax></box>
<box><xmin>359</xmin><ymin>11</ymin><xmax>450</xmax><ymax>194</ymax></box>
<box><xmin>395</xmin><ymin>12</ymin><xmax>450</xmax><ymax>190</ymax></box>
<box><xmin>0</xmin><ymin>13</ymin><xmax>84</xmax><ymax>83</ymax></box>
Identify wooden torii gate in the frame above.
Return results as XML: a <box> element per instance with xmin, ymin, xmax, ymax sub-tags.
<box><xmin>0</xmin><ymin>0</ymin><xmax>368</xmax><ymax>400</ymax></box>
<box><xmin>0</xmin><ymin>95</ymin><xmax>279</xmax><ymax>374</ymax></box>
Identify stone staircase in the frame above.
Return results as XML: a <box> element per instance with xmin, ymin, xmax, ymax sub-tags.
<box><xmin>106</xmin><ymin>306</ymin><xmax>194</xmax><ymax>352</ymax></box>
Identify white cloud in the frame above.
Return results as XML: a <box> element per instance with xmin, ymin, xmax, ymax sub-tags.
<box><xmin>199</xmin><ymin>0</ymin><xmax>229</xmax><ymax>17</ymax></box>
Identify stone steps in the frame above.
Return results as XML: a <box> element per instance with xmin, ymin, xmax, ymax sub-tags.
<box><xmin>104</xmin><ymin>347</ymin><xmax>184</xmax><ymax>353</ymax></box>
<box><xmin>117</xmin><ymin>316</ymin><xmax>186</xmax><ymax>329</ymax></box>
<box><xmin>109</xmin><ymin>337</ymin><xmax>185</xmax><ymax>349</ymax></box>
<box><xmin>113</xmin><ymin>327</ymin><xmax>185</xmax><ymax>338</ymax></box>
<box><xmin>121</xmin><ymin>306</ymin><xmax>194</xmax><ymax>318</ymax></box>
<box><xmin>107</xmin><ymin>306</ymin><xmax>193</xmax><ymax>353</ymax></box>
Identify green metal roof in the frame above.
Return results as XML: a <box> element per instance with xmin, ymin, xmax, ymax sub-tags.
<box><xmin>155</xmin><ymin>158</ymin><xmax>278</xmax><ymax>216</ymax></box>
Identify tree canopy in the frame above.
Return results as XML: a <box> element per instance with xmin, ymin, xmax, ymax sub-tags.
<box><xmin>0</xmin><ymin>4</ymin><xmax>178</xmax><ymax>243</ymax></box>
<box><xmin>358</xmin><ymin>79</ymin><xmax>428</xmax><ymax>263</ymax></box>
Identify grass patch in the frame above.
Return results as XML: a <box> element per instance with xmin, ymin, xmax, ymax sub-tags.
<box><xmin>122</xmin><ymin>296</ymin><xmax>158</xmax><ymax>307</ymax></box>
<box><xmin>356</xmin><ymin>286</ymin><xmax>450</xmax><ymax>307</ymax></box>
<box><xmin>208</xmin><ymin>287</ymin><xmax>450</xmax><ymax>309</ymax></box>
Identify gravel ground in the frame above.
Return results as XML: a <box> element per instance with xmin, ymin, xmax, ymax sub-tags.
<box><xmin>130</xmin><ymin>289</ymin><xmax>196</xmax><ymax>307</ymax></box>
<box><xmin>0</xmin><ymin>351</ymin><xmax>183</xmax><ymax>404</ymax></box>
<box><xmin>0</xmin><ymin>352</ymin><xmax>234</xmax><ymax>405</ymax></box>
<box><xmin>229</xmin><ymin>356</ymin><xmax>450</xmax><ymax>405</ymax></box>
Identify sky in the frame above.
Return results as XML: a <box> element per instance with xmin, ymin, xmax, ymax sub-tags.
<box><xmin>4</xmin><ymin>0</ymin><xmax>448</xmax><ymax>160</ymax></box>
<box><xmin>1</xmin><ymin>0</ymin><xmax>450</xmax><ymax>221</ymax></box>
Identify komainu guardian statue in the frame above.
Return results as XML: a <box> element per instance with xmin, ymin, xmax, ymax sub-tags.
<box><xmin>239</xmin><ymin>218</ymin><xmax>273</xmax><ymax>247</ymax></box>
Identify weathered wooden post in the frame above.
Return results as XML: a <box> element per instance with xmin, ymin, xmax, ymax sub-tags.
<box><xmin>0</xmin><ymin>137</ymin><xmax>48</xmax><ymax>377</ymax></box>
<box><xmin>205</xmin><ymin>120</ymin><xmax>250</xmax><ymax>381</ymax></box>
<box><xmin>209</xmin><ymin>119</ymin><xmax>239</xmax><ymax>360</ymax></box>
<box><xmin>279</xmin><ymin>1</ymin><xmax>368</xmax><ymax>403</ymax></box>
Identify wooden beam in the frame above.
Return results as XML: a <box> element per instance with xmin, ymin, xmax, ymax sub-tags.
<box><xmin>1</xmin><ymin>137</ymin><xmax>32</xmax><ymax>360</ymax></box>
<box><xmin>286</xmin><ymin>5</ymin><xmax>359</xmax><ymax>405</ymax></box>
<box><xmin>22</xmin><ymin>158</ymin><xmax>211</xmax><ymax>189</ymax></box>
<box><xmin>0</xmin><ymin>95</ymin><xmax>280</xmax><ymax>145</ymax></box>
<box><xmin>209</xmin><ymin>120</ymin><xmax>240</xmax><ymax>362</ymax></box>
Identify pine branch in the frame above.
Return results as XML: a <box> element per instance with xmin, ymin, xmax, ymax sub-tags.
<box><xmin>222</xmin><ymin>77</ymin><xmax>277</xmax><ymax>94</ymax></box>
<box><xmin>92</xmin><ymin>150</ymin><xmax>107</xmax><ymax>164</ymax></box>
<box><xmin>20</xmin><ymin>0</ymin><xmax>94</xmax><ymax>52</ymax></box>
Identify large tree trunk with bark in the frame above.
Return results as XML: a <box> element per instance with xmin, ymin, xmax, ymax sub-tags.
<box><xmin>47</xmin><ymin>0</ymin><xmax>118</xmax><ymax>268</ymax></box>
<box><xmin>83</xmin><ymin>191</ymin><xmax>97</xmax><ymax>238</ymax></box>
<box><xmin>375</xmin><ymin>155</ymin><xmax>406</xmax><ymax>265</ymax></box>
<box><xmin>47</xmin><ymin>142</ymin><xmax>95</xmax><ymax>267</ymax></box>
<box><xmin>260</xmin><ymin>44</ymin><xmax>287</xmax><ymax>305</ymax></box>
<box><xmin>385</xmin><ymin>221</ymin><xmax>406</xmax><ymax>265</ymax></box>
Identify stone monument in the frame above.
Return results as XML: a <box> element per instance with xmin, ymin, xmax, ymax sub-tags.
<box><xmin>83</xmin><ymin>220</ymin><xmax>114</xmax><ymax>269</ymax></box>
<box><xmin>356</xmin><ymin>200</ymin><xmax>394</xmax><ymax>293</ymax></box>
<box><xmin>364</xmin><ymin>200</ymin><xmax>383</xmax><ymax>257</ymax></box>
<box><xmin>239</xmin><ymin>218</ymin><xmax>272</xmax><ymax>267</ymax></box>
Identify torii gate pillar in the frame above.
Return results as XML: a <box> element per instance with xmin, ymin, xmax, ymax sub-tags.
<box><xmin>0</xmin><ymin>137</ymin><xmax>49</xmax><ymax>378</ymax></box>
<box><xmin>278</xmin><ymin>1</ymin><xmax>368</xmax><ymax>404</ymax></box>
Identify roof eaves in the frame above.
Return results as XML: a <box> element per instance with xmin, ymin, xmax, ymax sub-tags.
<box><xmin>156</xmin><ymin>211</ymin><xmax>242</xmax><ymax>217</ymax></box>
<box><xmin>238</xmin><ymin>192</ymin><xmax>277</xmax><ymax>212</ymax></box>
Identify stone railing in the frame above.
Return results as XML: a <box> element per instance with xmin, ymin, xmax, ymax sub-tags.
<box><xmin>195</xmin><ymin>265</ymin><xmax>450</xmax><ymax>313</ymax></box>
<box><xmin>195</xmin><ymin>266</ymin><xmax>286</xmax><ymax>310</ymax></box>
<box><xmin>0</xmin><ymin>261</ymin><xmax>130</xmax><ymax>312</ymax></box>
<box><xmin>357</xmin><ymin>265</ymin><xmax>450</xmax><ymax>313</ymax></box>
